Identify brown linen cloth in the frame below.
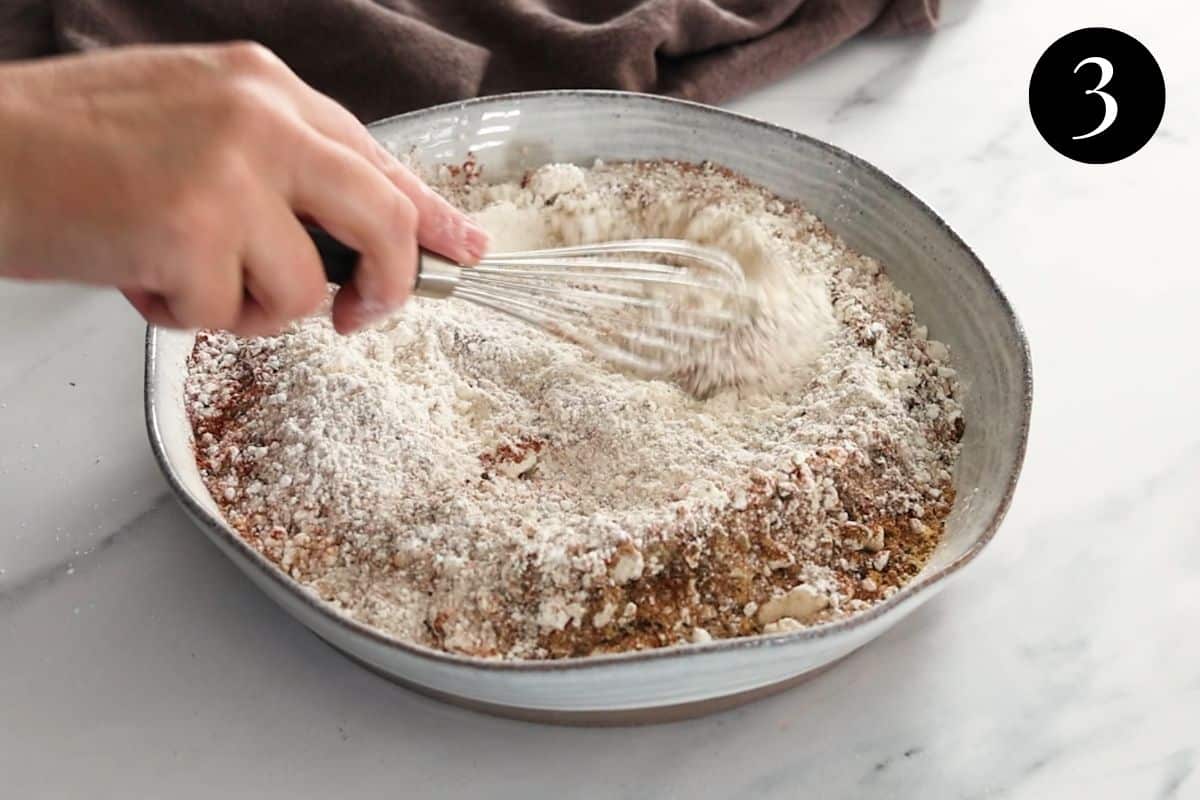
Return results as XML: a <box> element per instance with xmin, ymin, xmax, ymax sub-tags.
<box><xmin>0</xmin><ymin>0</ymin><xmax>938</xmax><ymax>121</ymax></box>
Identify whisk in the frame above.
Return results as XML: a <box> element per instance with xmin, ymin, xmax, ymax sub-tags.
<box><xmin>307</xmin><ymin>226</ymin><xmax>752</xmax><ymax>376</ymax></box>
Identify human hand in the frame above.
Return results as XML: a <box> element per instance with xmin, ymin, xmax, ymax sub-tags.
<box><xmin>0</xmin><ymin>42</ymin><xmax>488</xmax><ymax>335</ymax></box>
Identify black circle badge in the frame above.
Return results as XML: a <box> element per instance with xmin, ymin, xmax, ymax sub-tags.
<box><xmin>1029</xmin><ymin>27</ymin><xmax>1165</xmax><ymax>164</ymax></box>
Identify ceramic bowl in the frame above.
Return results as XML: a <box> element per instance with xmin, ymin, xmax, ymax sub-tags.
<box><xmin>146</xmin><ymin>90</ymin><xmax>1031</xmax><ymax>724</ymax></box>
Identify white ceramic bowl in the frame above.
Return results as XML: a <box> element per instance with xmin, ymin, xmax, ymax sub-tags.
<box><xmin>146</xmin><ymin>91</ymin><xmax>1031</xmax><ymax>723</ymax></box>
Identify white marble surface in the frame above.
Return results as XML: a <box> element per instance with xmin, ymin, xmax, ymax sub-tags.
<box><xmin>2</xmin><ymin>1</ymin><xmax>1198</xmax><ymax>797</ymax></box>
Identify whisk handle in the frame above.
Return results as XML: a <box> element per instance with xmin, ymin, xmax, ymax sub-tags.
<box><xmin>304</xmin><ymin>224</ymin><xmax>460</xmax><ymax>298</ymax></box>
<box><xmin>305</xmin><ymin>224</ymin><xmax>358</xmax><ymax>285</ymax></box>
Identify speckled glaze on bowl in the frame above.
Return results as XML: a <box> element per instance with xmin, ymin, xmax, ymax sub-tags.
<box><xmin>146</xmin><ymin>91</ymin><xmax>1031</xmax><ymax>724</ymax></box>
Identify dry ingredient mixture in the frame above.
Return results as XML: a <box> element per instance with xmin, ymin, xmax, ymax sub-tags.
<box><xmin>186</xmin><ymin>159</ymin><xmax>963</xmax><ymax>659</ymax></box>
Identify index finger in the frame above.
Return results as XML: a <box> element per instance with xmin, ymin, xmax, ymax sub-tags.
<box><xmin>287</xmin><ymin>134</ymin><xmax>420</xmax><ymax>333</ymax></box>
<box><xmin>264</xmin><ymin>73</ymin><xmax>489</xmax><ymax>264</ymax></box>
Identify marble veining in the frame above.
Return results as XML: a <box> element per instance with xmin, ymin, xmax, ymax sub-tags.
<box><xmin>1</xmin><ymin>0</ymin><xmax>1197</xmax><ymax>796</ymax></box>
<box><xmin>0</xmin><ymin>491</ymin><xmax>171</xmax><ymax>607</ymax></box>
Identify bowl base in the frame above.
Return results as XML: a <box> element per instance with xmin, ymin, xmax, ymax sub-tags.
<box><xmin>318</xmin><ymin>634</ymin><xmax>847</xmax><ymax>726</ymax></box>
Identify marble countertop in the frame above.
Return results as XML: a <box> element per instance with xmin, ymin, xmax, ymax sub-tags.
<box><xmin>3</xmin><ymin>1</ymin><xmax>1197</xmax><ymax>797</ymax></box>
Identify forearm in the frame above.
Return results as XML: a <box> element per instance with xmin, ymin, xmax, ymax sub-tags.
<box><xmin>0</xmin><ymin>67</ymin><xmax>102</xmax><ymax>283</ymax></box>
<box><xmin>0</xmin><ymin>69</ymin><xmax>33</xmax><ymax>278</ymax></box>
<box><xmin>0</xmin><ymin>43</ymin><xmax>488</xmax><ymax>336</ymax></box>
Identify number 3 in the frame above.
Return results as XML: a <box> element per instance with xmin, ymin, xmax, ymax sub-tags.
<box><xmin>1073</xmin><ymin>56</ymin><xmax>1118</xmax><ymax>140</ymax></box>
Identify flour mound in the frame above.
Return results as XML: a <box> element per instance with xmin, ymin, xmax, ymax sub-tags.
<box><xmin>186</xmin><ymin>159</ymin><xmax>962</xmax><ymax>660</ymax></box>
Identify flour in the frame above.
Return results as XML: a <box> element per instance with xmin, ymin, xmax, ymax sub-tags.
<box><xmin>466</xmin><ymin>163</ymin><xmax>838</xmax><ymax>397</ymax></box>
<box><xmin>186</xmin><ymin>159</ymin><xmax>963</xmax><ymax>659</ymax></box>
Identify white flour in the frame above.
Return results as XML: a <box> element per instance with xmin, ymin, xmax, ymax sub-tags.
<box><xmin>186</xmin><ymin>160</ymin><xmax>962</xmax><ymax>659</ymax></box>
<box><xmin>463</xmin><ymin>162</ymin><xmax>838</xmax><ymax>397</ymax></box>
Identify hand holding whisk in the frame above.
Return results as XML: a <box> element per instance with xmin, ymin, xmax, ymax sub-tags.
<box><xmin>307</xmin><ymin>226</ymin><xmax>755</xmax><ymax>377</ymax></box>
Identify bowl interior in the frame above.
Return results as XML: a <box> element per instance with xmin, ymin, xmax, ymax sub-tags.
<box><xmin>368</xmin><ymin>92</ymin><xmax>1029</xmax><ymax>575</ymax></box>
<box><xmin>148</xmin><ymin>92</ymin><xmax>1029</xmax><ymax>707</ymax></box>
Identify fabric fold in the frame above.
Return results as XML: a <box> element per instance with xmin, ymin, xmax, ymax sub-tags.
<box><xmin>1</xmin><ymin>0</ymin><xmax>938</xmax><ymax>120</ymax></box>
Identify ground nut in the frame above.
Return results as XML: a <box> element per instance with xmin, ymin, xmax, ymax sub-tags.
<box><xmin>757</xmin><ymin>585</ymin><xmax>829</xmax><ymax>625</ymax></box>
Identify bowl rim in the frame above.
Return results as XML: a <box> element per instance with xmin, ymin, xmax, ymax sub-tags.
<box><xmin>145</xmin><ymin>88</ymin><xmax>1033</xmax><ymax>674</ymax></box>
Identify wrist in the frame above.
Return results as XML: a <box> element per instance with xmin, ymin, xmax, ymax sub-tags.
<box><xmin>0</xmin><ymin>73</ymin><xmax>31</xmax><ymax>276</ymax></box>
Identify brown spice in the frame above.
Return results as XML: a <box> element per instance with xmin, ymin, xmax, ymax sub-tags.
<box><xmin>185</xmin><ymin>157</ymin><xmax>964</xmax><ymax>660</ymax></box>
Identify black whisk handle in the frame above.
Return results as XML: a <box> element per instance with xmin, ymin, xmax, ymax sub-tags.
<box><xmin>304</xmin><ymin>224</ymin><xmax>359</xmax><ymax>285</ymax></box>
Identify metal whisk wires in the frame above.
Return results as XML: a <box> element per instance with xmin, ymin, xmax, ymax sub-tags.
<box><xmin>414</xmin><ymin>239</ymin><xmax>751</xmax><ymax>375</ymax></box>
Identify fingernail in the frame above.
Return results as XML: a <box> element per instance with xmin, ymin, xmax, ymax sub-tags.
<box><xmin>355</xmin><ymin>296</ymin><xmax>394</xmax><ymax>326</ymax></box>
<box><xmin>459</xmin><ymin>217</ymin><xmax>490</xmax><ymax>262</ymax></box>
<box><xmin>347</xmin><ymin>270</ymin><xmax>397</xmax><ymax>328</ymax></box>
<box><xmin>371</xmin><ymin>141</ymin><xmax>396</xmax><ymax>169</ymax></box>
